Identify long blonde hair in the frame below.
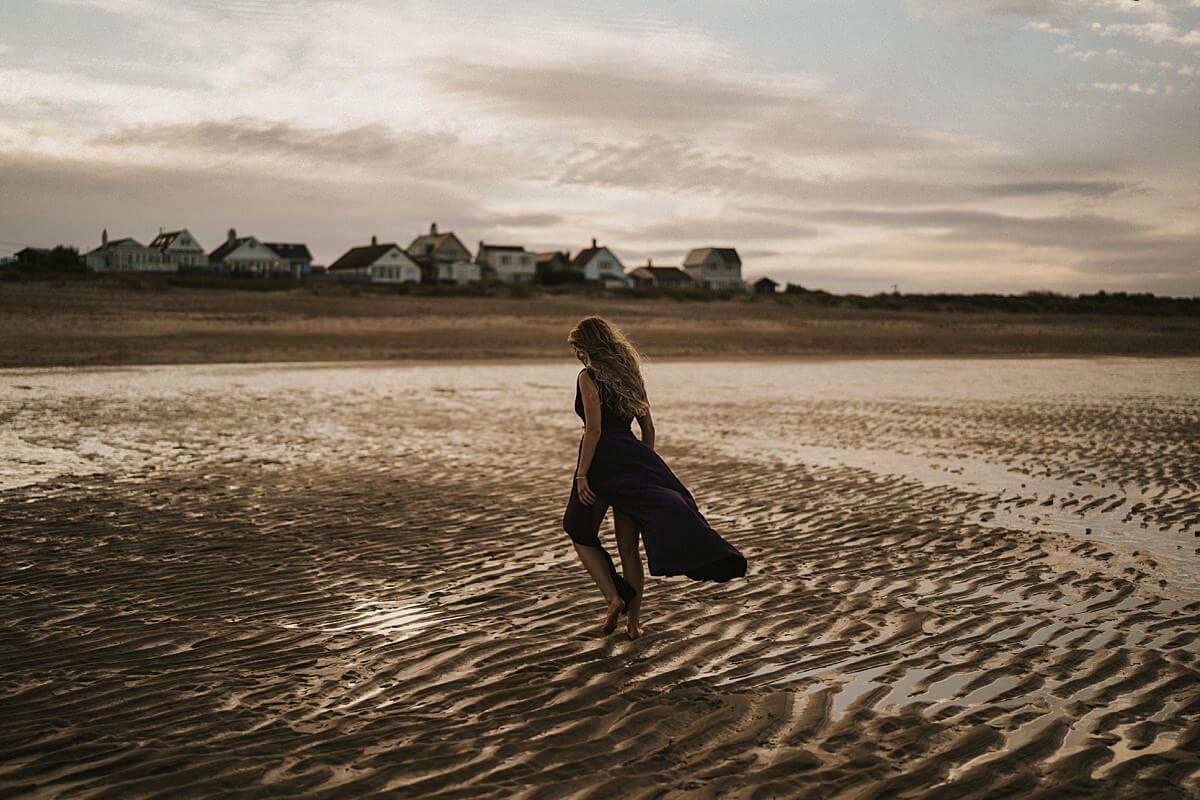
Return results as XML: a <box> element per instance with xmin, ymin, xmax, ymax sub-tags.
<box><xmin>567</xmin><ymin>316</ymin><xmax>650</xmax><ymax>419</ymax></box>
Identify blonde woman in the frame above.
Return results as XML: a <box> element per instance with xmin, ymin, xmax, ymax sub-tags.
<box><xmin>563</xmin><ymin>316</ymin><xmax>746</xmax><ymax>640</ymax></box>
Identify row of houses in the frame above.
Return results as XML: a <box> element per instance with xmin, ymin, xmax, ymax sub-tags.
<box><xmin>80</xmin><ymin>228</ymin><xmax>314</xmax><ymax>277</ymax></box>
<box><xmin>19</xmin><ymin>223</ymin><xmax>776</xmax><ymax>291</ymax></box>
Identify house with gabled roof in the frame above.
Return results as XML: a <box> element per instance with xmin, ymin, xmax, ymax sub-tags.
<box><xmin>208</xmin><ymin>228</ymin><xmax>280</xmax><ymax>275</ymax></box>
<box><xmin>753</xmin><ymin>276</ymin><xmax>779</xmax><ymax>294</ymax></box>
<box><xmin>149</xmin><ymin>228</ymin><xmax>206</xmax><ymax>272</ymax></box>
<box><xmin>572</xmin><ymin>238</ymin><xmax>629</xmax><ymax>288</ymax></box>
<box><xmin>476</xmin><ymin>241</ymin><xmax>536</xmax><ymax>283</ymax></box>
<box><xmin>407</xmin><ymin>222</ymin><xmax>479</xmax><ymax>283</ymax></box>
<box><xmin>629</xmin><ymin>260</ymin><xmax>694</xmax><ymax>289</ymax></box>
<box><xmin>85</xmin><ymin>229</ymin><xmax>169</xmax><ymax>272</ymax></box>
<box><xmin>683</xmin><ymin>247</ymin><xmax>746</xmax><ymax>290</ymax></box>
<box><xmin>329</xmin><ymin>236</ymin><xmax>421</xmax><ymax>283</ymax></box>
<box><xmin>263</xmin><ymin>242</ymin><xmax>313</xmax><ymax>278</ymax></box>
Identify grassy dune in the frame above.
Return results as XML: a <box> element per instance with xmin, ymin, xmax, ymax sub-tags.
<box><xmin>2</xmin><ymin>280</ymin><xmax>1197</xmax><ymax>368</ymax></box>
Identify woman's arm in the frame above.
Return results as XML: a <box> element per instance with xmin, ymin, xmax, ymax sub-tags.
<box><xmin>575</xmin><ymin>370</ymin><xmax>603</xmax><ymax>504</ymax></box>
<box><xmin>636</xmin><ymin>409</ymin><xmax>655</xmax><ymax>451</ymax></box>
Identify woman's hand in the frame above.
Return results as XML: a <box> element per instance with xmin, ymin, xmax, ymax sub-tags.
<box><xmin>576</xmin><ymin>475</ymin><xmax>597</xmax><ymax>506</ymax></box>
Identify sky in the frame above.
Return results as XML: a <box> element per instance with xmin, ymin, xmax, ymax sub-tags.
<box><xmin>0</xmin><ymin>0</ymin><xmax>1197</xmax><ymax>295</ymax></box>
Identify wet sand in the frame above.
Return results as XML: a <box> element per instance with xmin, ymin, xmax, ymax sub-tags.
<box><xmin>1</xmin><ymin>358</ymin><xmax>1198</xmax><ymax>798</ymax></box>
<box><xmin>3</xmin><ymin>281</ymin><xmax>1199</xmax><ymax>367</ymax></box>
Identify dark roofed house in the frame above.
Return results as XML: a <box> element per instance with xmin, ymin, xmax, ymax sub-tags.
<box><xmin>683</xmin><ymin>246</ymin><xmax>745</xmax><ymax>290</ymax></box>
<box><xmin>753</xmin><ymin>276</ymin><xmax>779</xmax><ymax>294</ymax></box>
<box><xmin>629</xmin><ymin>260</ymin><xmax>694</xmax><ymax>289</ymax></box>
<box><xmin>535</xmin><ymin>250</ymin><xmax>575</xmax><ymax>283</ymax></box>
<box><xmin>328</xmin><ymin>236</ymin><xmax>421</xmax><ymax>283</ymax></box>
<box><xmin>572</xmin><ymin>238</ymin><xmax>628</xmax><ymax>287</ymax></box>
<box><xmin>264</xmin><ymin>242</ymin><xmax>313</xmax><ymax>278</ymax></box>
<box><xmin>12</xmin><ymin>246</ymin><xmax>83</xmax><ymax>272</ymax></box>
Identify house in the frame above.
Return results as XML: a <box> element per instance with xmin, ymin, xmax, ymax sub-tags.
<box><xmin>683</xmin><ymin>247</ymin><xmax>745</xmax><ymax>290</ymax></box>
<box><xmin>628</xmin><ymin>260</ymin><xmax>694</xmax><ymax>289</ymax></box>
<box><xmin>476</xmin><ymin>242</ymin><xmax>536</xmax><ymax>283</ymax></box>
<box><xmin>263</xmin><ymin>242</ymin><xmax>313</xmax><ymax>278</ymax></box>
<box><xmin>753</xmin><ymin>276</ymin><xmax>779</xmax><ymax>294</ymax></box>
<box><xmin>148</xmin><ymin>229</ymin><xmax>206</xmax><ymax>272</ymax></box>
<box><xmin>572</xmin><ymin>238</ymin><xmax>629</xmax><ymax>287</ymax></box>
<box><xmin>13</xmin><ymin>246</ymin><xmax>82</xmax><ymax>272</ymax></box>
<box><xmin>208</xmin><ymin>228</ymin><xmax>280</xmax><ymax>275</ymax></box>
<box><xmin>407</xmin><ymin>222</ymin><xmax>479</xmax><ymax>283</ymax></box>
<box><xmin>534</xmin><ymin>251</ymin><xmax>575</xmax><ymax>283</ymax></box>
<box><xmin>328</xmin><ymin>236</ymin><xmax>421</xmax><ymax>283</ymax></box>
<box><xmin>85</xmin><ymin>229</ymin><xmax>169</xmax><ymax>272</ymax></box>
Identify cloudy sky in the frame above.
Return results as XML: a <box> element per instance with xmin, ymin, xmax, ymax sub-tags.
<box><xmin>1</xmin><ymin>0</ymin><xmax>1197</xmax><ymax>294</ymax></box>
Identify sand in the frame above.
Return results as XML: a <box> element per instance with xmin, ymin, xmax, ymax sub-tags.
<box><xmin>2</xmin><ymin>281</ymin><xmax>1199</xmax><ymax>368</ymax></box>
<box><xmin>1</xmin><ymin>358</ymin><xmax>1198</xmax><ymax>798</ymax></box>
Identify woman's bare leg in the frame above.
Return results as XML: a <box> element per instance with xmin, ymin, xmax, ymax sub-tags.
<box><xmin>570</xmin><ymin>501</ymin><xmax>624</xmax><ymax>631</ymax></box>
<box><xmin>614</xmin><ymin>510</ymin><xmax>644</xmax><ymax>640</ymax></box>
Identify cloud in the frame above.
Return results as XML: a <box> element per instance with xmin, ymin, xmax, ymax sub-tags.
<box><xmin>90</xmin><ymin>119</ymin><xmax>459</xmax><ymax>167</ymax></box>
<box><xmin>485</xmin><ymin>212</ymin><xmax>564</xmax><ymax>228</ymax></box>
<box><xmin>913</xmin><ymin>0</ymin><xmax>1173</xmax><ymax>29</ymax></box>
<box><xmin>984</xmin><ymin>180</ymin><xmax>1132</xmax><ymax>196</ymax></box>
<box><xmin>632</xmin><ymin>215</ymin><xmax>820</xmax><ymax>243</ymax></box>
<box><xmin>810</xmin><ymin>207</ymin><xmax>1148</xmax><ymax>247</ymax></box>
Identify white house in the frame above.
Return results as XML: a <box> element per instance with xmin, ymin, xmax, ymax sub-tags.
<box><xmin>407</xmin><ymin>223</ymin><xmax>479</xmax><ymax>283</ymax></box>
<box><xmin>476</xmin><ymin>242</ymin><xmax>536</xmax><ymax>283</ymax></box>
<box><xmin>683</xmin><ymin>247</ymin><xmax>746</xmax><ymax>290</ymax></box>
<box><xmin>208</xmin><ymin>229</ymin><xmax>280</xmax><ymax>274</ymax></box>
<box><xmin>572</xmin><ymin>238</ymin><xmax>629</xmax><ymax>287</ymax></box>
<box><xmin>85</xmin><ymin>230</ymin><xmax>169</xmax><ymax>272</ymax></box>
<box><xmin>148</xmin><ymin>228</ymin><xmax>206</xmax><ymax>271</ymax></box>
<box><xmin>328</xmin><ymin>236</ymin><xmax>422</xmax><ymax>283</ymax></box>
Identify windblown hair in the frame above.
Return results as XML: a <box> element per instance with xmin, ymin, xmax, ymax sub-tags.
<box><xmin>567</xmin><ymin>316</ymin><xmax>650</xmax><ymax>420</ymax></box>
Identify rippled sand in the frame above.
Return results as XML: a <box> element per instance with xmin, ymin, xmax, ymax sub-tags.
<box><xmin>2</xmin><ymin>358</ymin><xmax>1198</xmax><ymax>798</ymax></box>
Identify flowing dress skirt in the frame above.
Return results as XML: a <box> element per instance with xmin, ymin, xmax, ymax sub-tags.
<box><xmin>562</xmin><ymin>424</ymin><xmax>747</xmax><ymax>583</ymax></box>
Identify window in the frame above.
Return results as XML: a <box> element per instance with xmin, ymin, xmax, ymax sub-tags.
<box><xmin>501</xmin><ymin>255</ymin><xmax>511</xmax><ymax>265</ymax></box>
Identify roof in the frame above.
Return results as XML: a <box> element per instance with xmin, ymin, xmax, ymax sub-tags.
<box><xmin>683</xmin><ymin>247</ymin><xmax>741</xmax><ymax>267</ymax></box>
<box><xmin>208</xmin><ymin>236</ymin><xmax>254</xmax><ymax>262</ymax></box>
<box><xmin>536</xmin><ymin>251</ymin><xmax>569</xmax><ymax>264</ymax></box>
<box><xmin>754</xmin><ymin>276</ymin><xmax>778</xmax><ymax>286</ymax></box>
<box><xmin>631</xmin><ymin>266</ymin><xmax>692</xmax><ymax>281</ymax></box>
<box><xmin>478</xmin><ymin>244</ymin><xmax>526</xmax><ymax>253</ymax></box>
<box><xmin>408</xmin><ymin>231</ymin><xmax>469</xmax><ymax>261</ymax></box>
<box><xmin>149</xmin><ymin>230</ymin><xmax>184</xmax><ymax>250</ymax></box>
<box><xmin>328</xmin><ymin>243</ymin><xmax>407</xmax><ymax>271</ymax></box>
<box><xmin>264</xmin><ymin>242</ymin><xmax>312</xmax><ymax>261</ymax></box>
<box><xmin>87</xmin><ymin>237</ymin><xmax>144</xmax><ymax>254</ymax></box>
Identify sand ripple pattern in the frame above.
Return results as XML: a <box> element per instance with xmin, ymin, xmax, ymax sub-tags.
<box><xmin>1</xmin><ymin>359</ymin><xmax>1198</xmax><ymax>798</ymax></box>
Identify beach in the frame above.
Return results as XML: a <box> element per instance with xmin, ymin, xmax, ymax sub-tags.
<box><xmin>1</xmin><ymin>357</ymin><xmax>1198</xmax><ymax>798</ymax></box>
<box><xmin>2</xmin><ymin>281</ymin><xmax>1199</xmax><ymax>368</ymax></box>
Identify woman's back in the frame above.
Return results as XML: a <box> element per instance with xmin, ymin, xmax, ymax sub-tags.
<box><xmin>575</xmin><ymin>368</ymin><xmax>634</xmax><ymax>429</ymax></box>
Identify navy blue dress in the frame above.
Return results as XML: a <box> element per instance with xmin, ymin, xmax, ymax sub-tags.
<box><xmin>562</xmin><ymin>367</ymin><xmax>747</xmax><ymax>587</ymax></box>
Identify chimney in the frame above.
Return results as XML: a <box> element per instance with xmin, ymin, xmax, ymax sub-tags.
<box><xmin>227</xmin><ymin>227</ymin><xmax>237</xmax><ymax>242</ymax></box>
<box><xmin>478</xmin><ymin>240</ymin><xmax>484</xmax><ymax>251</ymax></box>
<box><xmin>158</xmin><ymin>226</ymin><xmax>163</xmax><ymax>235</ymax></box>
<box><xmin>371</xmin><ymin>234</ymin><xmax>377</xmax><ymax>246</ymax></box>
<box><xmin>430</xmin><ymin>222</ymin><xmax>438</xmax><ymax>236</ymax></box>
<box><xmin>101</xmin><ymin>228</ymin><xmax>108</xmax><ymax>247</ymax></box>
<box><xmin>647</xmin><ymin>258</ymin><xmax>653</xmax><ymax>267</ymax></box>
<box><xmin>591</xmin><ymin>237</ymin><xmax>597</xmax><ymax>248</ymax></box>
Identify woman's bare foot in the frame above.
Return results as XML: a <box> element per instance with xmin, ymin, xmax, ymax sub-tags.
<box><xmin>602</xmin><ymin>597</ymin><xmax>624</xmax><ymax>633</ymax></box>
<box><xmin>626</xmin><ymin>615</ymin><xmax>642</xmax><ymax>640</ymax></box>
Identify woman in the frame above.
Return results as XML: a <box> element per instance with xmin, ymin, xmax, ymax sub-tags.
<box><xmin>562</xmin><ymin>316</ymin><xmax>747</xmax><ymax>640</ymax></box>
